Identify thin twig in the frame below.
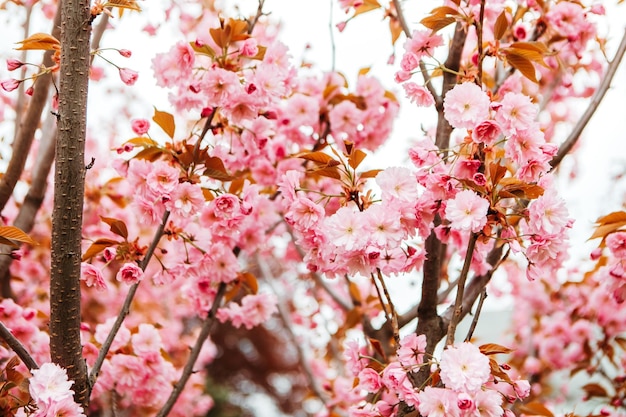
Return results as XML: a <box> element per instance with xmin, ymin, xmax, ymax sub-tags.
<box><xmin>476</xmin><ymin>0</ymin><xmax>485</xmax><ymax>86</ymax></box>
<box><xmin>0</xmin><ymin>321</ymin><xmax>38</xmax><ymax>370</ymax></box>
<box><xmin>445</xmin><ymin>233</ymin><xmax>478</xmax><ymax>346</ymax></box>
<box><xmin>155</xmin><ymin>282</ymin><xmax>226</xmax><ymax>417</ymax></box>
<box><xmin>392</xmin><ymin>0</ymin><xmax>441</xmax><ymax>106</ymax></box>
<box><xmin>258</xmin><ymin>257</ymin><xmax>328</xmax><ymax>404</ymax></box>
<box><xmin>246</xmin><ymin>0</ymin><xmax>266</xmax><ymax>34</ymax></box>
<box><xmin>0</xmin><ymin>7</ymin><xmax>62</xmax><ymax>214</ymax></box>
<box><xmin>375</xmin><ymin>268</ymin><xmax>400</xmax><ymax>346</ymax></box>
<box><xmin>550</xmin><ymin>27</ymin><xmax>626</xmax><ymax>169</ymax></box>
<box><xmin>90</xmin><ymin>13</ymin><xmax>110</xmax><ymax>66</ymax></box>
<box><xmin>88</xmin><ymin>210</ymin><xmax>171</xmax><ymax>391</ymax></box>
<box><xmin>464</xmin><ymin>288</ymin><xmax>487</xmax><ymax>342</ymax></box>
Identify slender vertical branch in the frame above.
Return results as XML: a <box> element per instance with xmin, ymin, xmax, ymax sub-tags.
<box><xmin>0</xmin><ymin>112</ymin><xmax>57</xmax><ymax>298</ymax></box>
<box><xmin>392</xmin><ymin>0</ymin><xmax>441</xmax><ymax>106</ymax></box>
<box><xmin>464</xmin><ymin>288</ymin><xmax>487</xmax><ymax>342</ymax></box>
<box><xmin>155</xmin><ymin>282</ymin><xmax>226</xmax><ymax>417</ymax></box>
<box><xmin>476</xmin><ymin>0</ymin><xmax>485</xmax><ymax>86</ymax></box>
<box><xmin>0</xmin><ymin>321</ymin><xmax>39</xmax><ymax>370</ymax></box>
<box><xmin>550</xmin><ymin>28</ymin><xmax>626</xmax><ymax>170</ymax></box>
<box><xmin>374</xmin><ymin>268</ymin><xmax>400</xmax><ymax>346</ymax></box>
<box><xmin>329</xmin><ymin>0</ymin><xmax>336</xmax><ymax>72</ymax></box>
<box><xmin>258</xmin><ymin>257</ymin><xmax>328</xmax><ymax>404</ymax></box>
<box><xmin>88</xmin><ymin>210</ymin><xmax>170</xmax><ymax>391</ymax></box>
<box><xmin>49</xmin><ymin>0</ymin><xmax>91</xmax><ymax>405</ymax></box>
<box><xmin>445</xmin><ymin>233</ymin><xmax>478</xmax><ymax>346</ymax></box>
<box><xmin>14</xmin><ymin>4</ymin><xmax>34</xmax><ymax>136</ymax></box>
<box><xmin>0</xmin><ymin>7</ymin><xmax>61</xmax><ymax>214</ymax></box>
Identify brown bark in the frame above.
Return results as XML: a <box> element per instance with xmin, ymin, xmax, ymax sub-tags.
<box><xmin>49</xmin><ymin>0</ymin><xmax>91</xmax><ymax>406</ymax></box>
<box><xmin>0</xmin><ymin>8</ymin><xmax>61</xmax><ymax>215</ymax></box>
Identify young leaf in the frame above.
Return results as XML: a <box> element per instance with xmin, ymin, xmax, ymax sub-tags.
<box><xmin>504</xmin><ymin>52</ymin><xmax>538</xmax><ymax>83</ymax></box>
<box><xmin>15</xmin><ymin>33</ymin><xmax>60</xmax><ymax>51</ymax></box>
<box><xmin>82</xmin><ymin>238</ymin><xmax>119</xmax><ymax>261</ymax></box>
<box><xmin>517</xmin><ymin>402</ymin><xmax>555</xmax><ymax>417</ymax></box>
<box><xmin>479</xmin><ymin>343</ymin><xmax>513</xmax><ymax>355</ymax></box>
<box><xmin>299</xmin><ymin>151</ymin><xmax>338</xmax><ymax>166</ymax></box>
<box><xmin>348</xmin><ymin>149</ymin><xmax>367</xmax><ymax>170</ymax></box>
<box><xmin>189</xmin><ymin>41</ymin><xmax>216</xmax><ymax>58</ymax></box>
<box><xmin>203</xmin><ymin>156</ymin><xmax>234</xmax><ymax>181</ymax></box>
<box><xmin>103</xmin><ymin>0</ymin><xmax>141</xmax><ymax>11</ymax></box>
<box><xmin>124</xmin><ymin>136</ymin><xmax>159</xmax><ymax>148</ymax></box>
<box><xmin>353</xmin><ymin>0</ymin><xmax>381</xmax><ymax>17</ymax></box>
<box><xmin>494</xmin><ymin>11</ymin><xmax>509</xmax><ymax>40</ymax></box>
<box><xmin>100</xmin><ymin>216</ymin><xmax>129</xmax><ymax>240</ymax></box>
<box><xmin>152</xmin><ymin>107</ymin><xmax>176</xmax><ymax>139</ymax></box>
<box><xmin>0</xmin><ymin>226</ymin><xmax>37</xmax><ymax>245</ymax></box>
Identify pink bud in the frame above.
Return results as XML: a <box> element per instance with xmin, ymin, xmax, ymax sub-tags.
<box><xmin>201</xmin><ymin>107</ymin><xmax>214</xmax><ymax>118</ymax></box>
<box><xmin>118</xmin><ymin>68</ymin><xmax>138</xmax><ymax>86</ymax></box>
<box><xmin>336</xmin><ymin>21</ymin><xmax>347</xmax><ymax>32</ymax></box>
<box><xmin>118</xmin><ymin>49</ymin><xmax>132</xmax><ymax>58</ymax></box>
<box><xmin>1</xmin><ymin>78</ymin><xmax>20</xmax><ymax>92</ymax></box>
<box><xmin>6</xmin><ymin>59</ymin><xmax>24</xmax><ymax>71</ymax></box>
<box><xmin>131</xmin><ymin>118</ymin><xmax>150</xmax><ymax>135</ymax></box>
<box><xmin>590</xmin><ymin>247</ymin><xmax>602</xmax><ymax>260</ymax></box>
<box><xmin>590</xmin><ymin>4</ymin><xmax>605</xmax><ymax>15</ymax></box>
<box><xmin>240</xmin><ymin>38</ymin><xmax>258</xmax><ymax>57</ymax></box>
<box><xmin>25</xmin><ymin>86</ymin><xmax>34</xmax><ymax>96</ymax></box>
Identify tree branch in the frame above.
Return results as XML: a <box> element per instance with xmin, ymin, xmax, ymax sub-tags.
<box><xmin>49</xmin><ymin>0</ymin><xmax>91</xmax><ymax>405</ymax></box>
<box><xmin>155</xmin><ymin>282</ymin><xmax>226</xmax><ymax>417</ymax></box>
<box><xmin>464</xmin><ymin>288</ymin><xmax>487</xmax><ymax>342</ymax></box>
<box><xmin>0</xmin><ymin>321</ymin><xmax>39</xmax><ymax>370</ymax></box>
<box><xmin>0</xmin><ymin>112</ymin><xmax>57</xmax><ymax>298</ymax></box>
<box><xmin>258</xmin><ymin>257</ymin><xmax>328</xmax><ymax>404</ymax></box>
<box><xmin>392</xmin><ymin>0</ymin><xmax>441</xmax><ymax>106</ymax></box>
<box><xmin>445</xmin><ymin>233</ymin><xmax>478</xmax><ymax>346</ymax></box>
<box><xmin>0</xmin><ymin>6</ymin><xmax>61</xmax><ymax>214</ymax></box>
<box><xmin>88</xmin><ymin>210</ymin><xmax>170</xmax><ymax>392</ymax></box>
<box><xmin>550</xmin><ymin>27</ymin><xmax>626</xmax><ymax>170</ymax></box>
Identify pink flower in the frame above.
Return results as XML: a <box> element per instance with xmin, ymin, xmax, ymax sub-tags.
<box><xmin>29</xmin><ymin>363</ymin><xmax>75</xmax><ymax>404</ymax></box>
<box><xmin>329</xmin><ymin>100</ymin><xmax>361</xmax><ymax>137</ymax></box>
<box><xmin>119</xmin><ymin>68</ymin><xmax>138</xmax><ymax>85</ymax></box>
<box><xmin>472</xmin><ymin>120</ymin><xmax>502</xmax><ymax>145</ymax></box>
<box><xmin>34</xmin><ymin>396</ymin><xmax>86</xmax><ymax>417</ymax></box>
<box><xmin>325</xmin><ymin>206</ymin><xmax>366</xmax><ymax>251</ymax></box>
<box><xmin>403</xmin><ymin>82</ymin><xmax>435</xmax><ymax>107</ymax></box>
<box><xmin>240</xmin><ymin>38</ymin><xmax>259</xmax><ymax>57</ymax></box>
<box><xmin>169</xmin><ymin>182</ymin><xmax>204</xmax><ymax>218</ymax></box>
<box><xmin>116</xmin><ymin>262</ymin><xmax>144</xmax><ymax>285</ymax></box>
<box><xmin>357</xmin><ymin>367</ymin><xmax>383</xmax><ymax>392</ymax></box>
<box><xmin>131</xmin><ymin>323</ymin><xmax>162</xmax><ymax>356</ymax></box>
<box><xmin>513</xmin><ymin>379</ymin><xmax>531</xmax><ymax>398</ymax></box>
<box><xmin>80</xmin><ymin>262</ymin><xmax>107</xmax><ymax>290</ymax></box>
<box><xmin>376</xmin><ymin>167</ymin><xmax>418</xmax><ymax>201</ymax></box>
<box><xmin>443</xmin><ymin>83</ymin><xmax>490</xmax><ymax>129</ymax></box>
<box><xmin>607</xmin><ymin>232</ymin><xmax>626</xmax><ymax>259</ymax></box>
<box><xmin>439</xmin><ymin>342</ymin><xmax>490</xmax><ymax>393</ymax></box>
<box><xmin>1</xmin><ymin>78</ymin><xmax>20</xmax><ymax>92</ymax></box>
<box><xmin>474</xmin><ymin>390</ymin><xmax>503</xmax><ymax>417</ymax></box>
<box><xmin>6</xmin><ymin>58</ymin><xmax>24</xmax><ymax>71</ymax></box>
<box><xmin>418</xmin><ymin>386</ymin><xmax>460</xmax><ymax>417</ymax></box>
<box><xmin>397</xmin><ymin>333</ymin><xmax>427</xmax><ymax>367</ymax></box>
<box><xmin>445</xmin><ymin>190</ymin><xmax>490</xmax><ymax>233</ymax></box>
<box><xmin>495</xmin><ymin>92</ymin><xmax>537</xmax><ymax>135</ymax></box>
<box><xmin>404</xmin><ymin>30</ymin><xmax>444</xmax><ymax>59</ymax></box>
<box><xmin>131</xmin><ymin>118</ymin><xmax>150</xmax><ymax>135</ymax></box>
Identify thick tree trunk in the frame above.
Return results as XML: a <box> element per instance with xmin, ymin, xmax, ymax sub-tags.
<box><xmin>49</xmin><ymin>0</ymin><xmax>91</xmax><ymax>406</ymax></box>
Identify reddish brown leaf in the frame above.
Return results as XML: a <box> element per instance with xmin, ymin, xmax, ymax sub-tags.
<box><xmin>504</xmin><ymin>52</ymin><xmax>538</xmax><ymax>83</ymax></box>
<box><xmin>581</xmin><ymin>383</ymin><xmax>608</xmax><ymax>399</ymax></box>
<box><xmin>15</xmin><ymin>32</ymin><xmax>60</xmax><ymax>51</ymax></box>
<box><xmin>494</xmin><ymin>11</ymin><xmax>509</xmax><ymax>40</ymax></box>
<box><xmin>518</xmin><ymin>401</ymin><xmax>555</xmax><ymax>417</ymax></box>
<box><xmin>82</xmin><ymin>238</ymin><xmax>119</xmax><ymax>261</ymax></box>
<box><xmin>480</xmin><ymin>343</ymin><xmax>513</xmax><ymax>355</ymax></box>
<box><xmin>299</xmin><ymin>151</ymin><xmax>338</xmax><ymax>166</ymax></box>
<box><xmin>100</xmin><ymin>216</ymin><xmax>129</xmax><ymax>240</ymax></box>
<box><xmin>348</xmin><ymin>149</ymin><xmax>367</xmax><ymax>170</ymax></box>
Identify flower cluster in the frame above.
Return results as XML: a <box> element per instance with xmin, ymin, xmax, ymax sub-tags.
<box><xmin>29</xmin><ymin>363</ymin><xmax>85</xmax><ymax>417</ymax></box>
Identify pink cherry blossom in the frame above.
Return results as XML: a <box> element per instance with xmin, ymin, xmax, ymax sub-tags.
<box><xmin>418</xmin><ymin>386</ymin><xmax>460</xmax><ymax>417</ymax></box>
<box><xmin>116</xmin><ymin>262</ymin><xmax>144</xmax><ymax>285</ymax></box>
<box><xmin>1</xmin><ymin>78</ymin><xmax>20</xmax><ymax>92</ymax></box>
<box><xmin>118</xmin><ymin>68</ymin><xmax>138</xmax><ymax>86</ymax></box>
<box><xmin>443</xmin><ymin>82</ymin><xmax>491</xmax><ymax>129</ymax></box>
<box><xmin>445</xmin><ymin>190</ymin><xmax>490</xmax><ymax>233</ymax></box>
<box><xmin>404</xmin><ymin>30</ymin><xmax>444</xmax><ymax>60</ymax></box>
<box><xmin>439</xmin><ymin>342</ymin><xmax>490</xmax><ymax>393</ymax></box>
<box><xmin>80</xmin><ymin>262</ymin><xmax>107</xmax><ymax>290</ymax></box>
<box><xmin>131</xmin><ymin>118</ymin><xmax>150</xmax><ymax>135</ymax></box>
<box><xmin>607</xmin><ymin>232</ymin><xmax>626</xmax><ymax>259</ymax></box>
<box><xmin>397</xmin><ymin>333</ymin><xmax>427</xmax><ymax>368</ymax></box>
<box><xmin>495</xmin><ymin>92</ymin><xmax>538</xmax><ymax>135</ymax></box>
<box><xmin>6</xmin><ymin>58</ymin><xmax>24</xmax><ymax>71</ymax></box>
<box><xmin>376</xmin><ymin>167</ymin><xmax>419</xmax><ymax>201</ymax></box>
<box><xmin>404</xmin><ymin>82</ymin><xmax>435</xmax><ymax>107</ymax></box>
<box><xmin>472</xmin><ymin>120</ymin><xmax>502</xmax><ymax>145</ymax></box>
<box><xmin>29</xmin><ymin>362</ymin><xmax>75</xmax><ymax>404</ymax></box>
